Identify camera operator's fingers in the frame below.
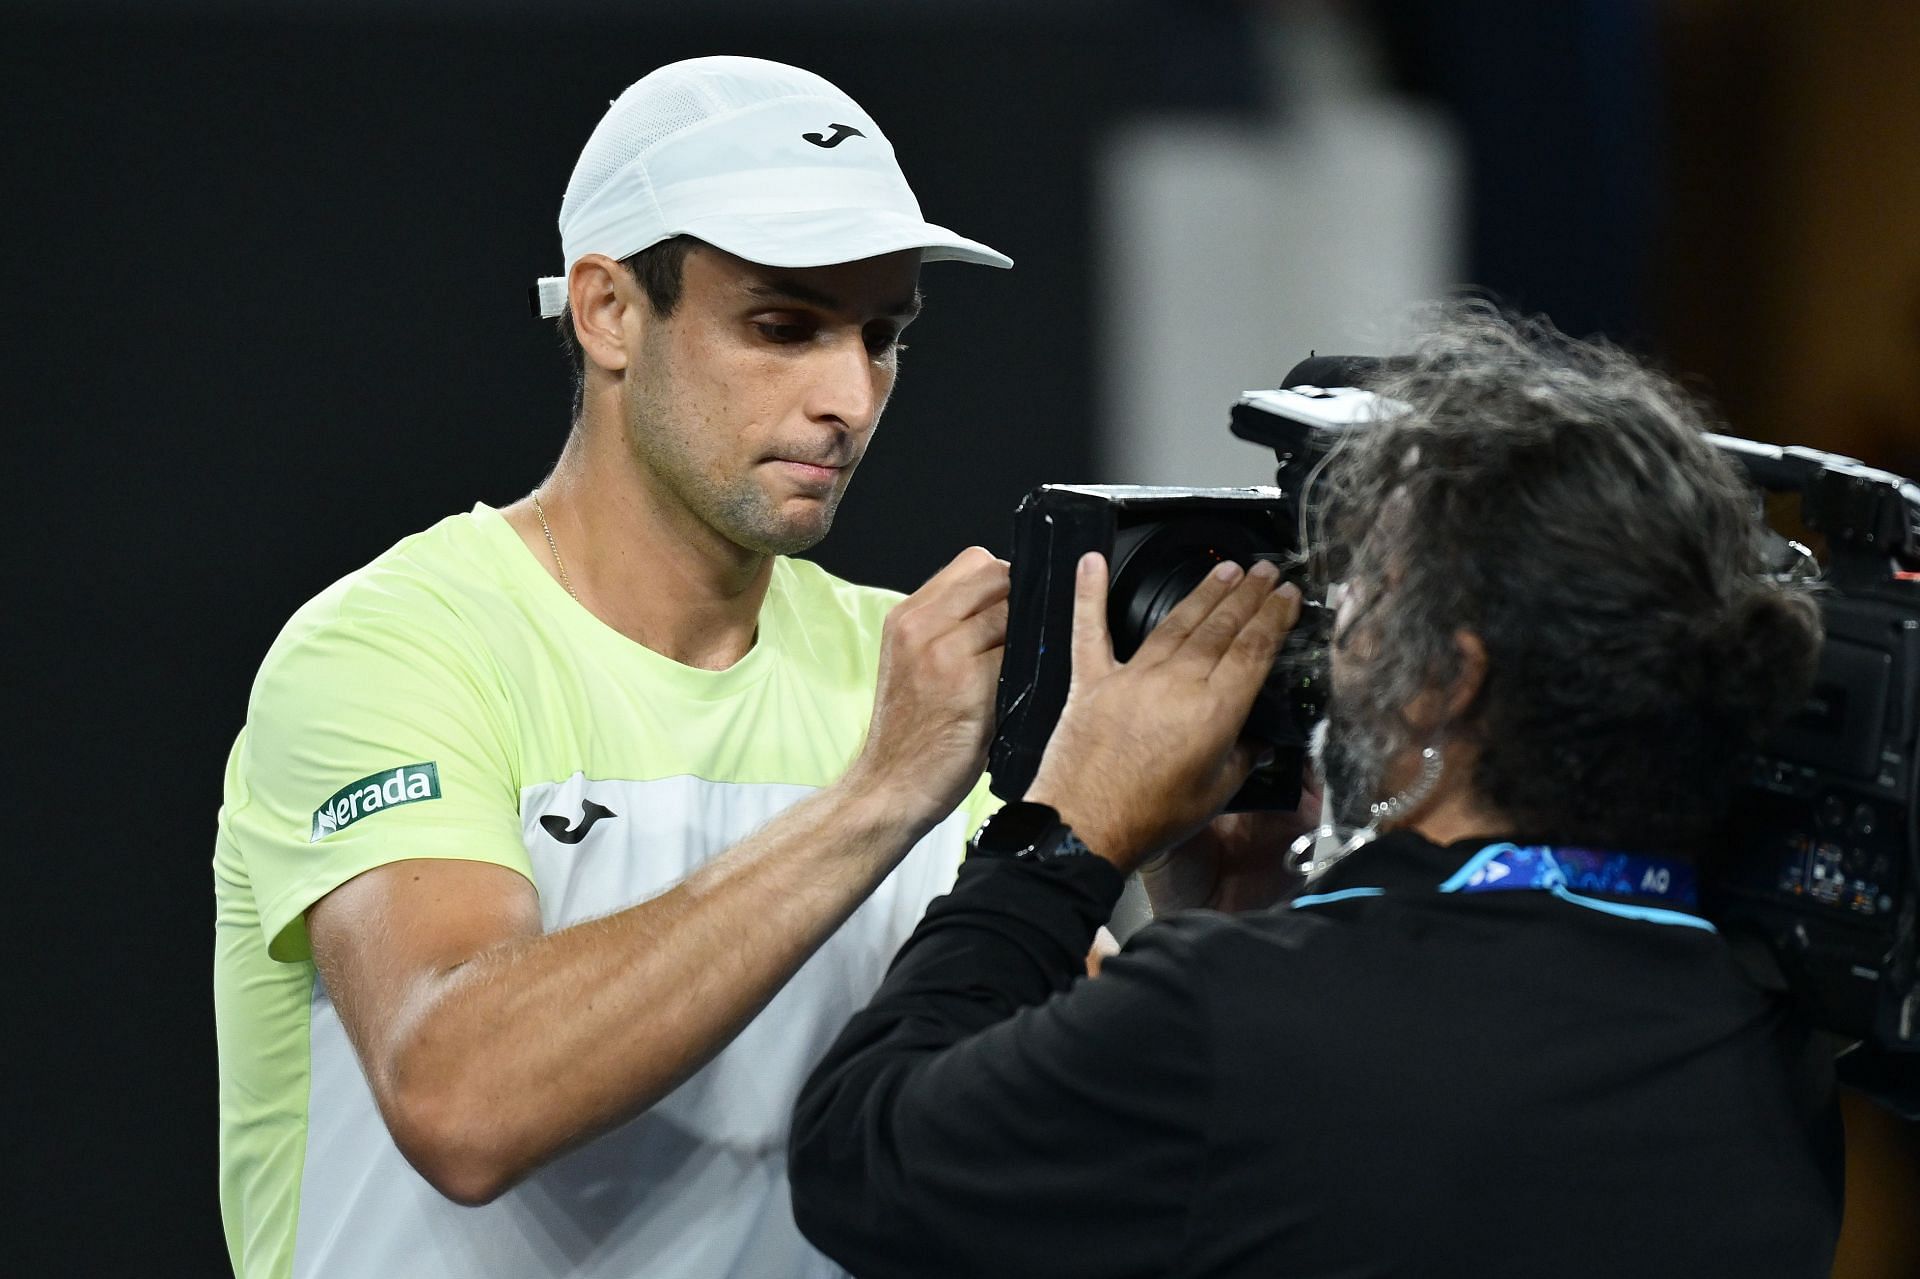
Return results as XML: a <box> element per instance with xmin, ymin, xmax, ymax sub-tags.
<box><xmin>1210</xmin><ymin>581</ymin><xmax>1300</xmax><ymax>691</ymax></box>
<box><xmin>1294</xmin><ymin>760</ymin><xmax>1324</xmax><ymax>828</ymax></box>
<box><xmin>1168</xmin><ymin>561</ymin><xmax>1281</xmax><ymax>673</ymax></box>
<box><xmin>1133</xmin><ymin>559</ymin><xmax>1246</xmax><ymax>664</ymax></box>
<box><xmin>1069</xmin><ymin>552</ymin><xmax>1119</xmax><ymax>680</ymax></box>
<box><xmin>1221</xmin><ymin>737</ymin><xmax>1265</xmax><ymax>786</ymax></box>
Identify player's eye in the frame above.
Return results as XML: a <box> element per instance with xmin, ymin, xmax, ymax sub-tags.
<box><xmin>753</xmin><ymin>317</ymin><xmax>817</xmax><ymax>344</ymax></box>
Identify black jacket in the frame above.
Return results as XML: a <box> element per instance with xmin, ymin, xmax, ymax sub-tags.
<box><xmin>789</xmin><ymin>830</ymin><xmax>1842</xmax><ymax>1278</ymax></box>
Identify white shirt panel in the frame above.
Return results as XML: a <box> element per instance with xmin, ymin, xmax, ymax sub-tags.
<box><xmin>292</xmin><ymin>773</ymin><xmax>965</xmax><ymax>1279</ymax></box>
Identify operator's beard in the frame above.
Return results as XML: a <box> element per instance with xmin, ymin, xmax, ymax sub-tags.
<box><xmin>1309</xmin><ymin>692</ymin><xmax>1394</xmax><ymax>832</ymax></box>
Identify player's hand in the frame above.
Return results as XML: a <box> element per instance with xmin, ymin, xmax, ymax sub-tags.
<box><xmin>846</xmin><ymin>546</ymin><xmax>1010</xmax><ymax>829</ymax></box>
<box><xmin>1024</xmin><ymin>553</ymin><xmax>1299</xmax><ymax>874</ymax></box>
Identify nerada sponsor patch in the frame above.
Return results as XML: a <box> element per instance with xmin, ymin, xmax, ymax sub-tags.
<box><xmin>310</xmin><ymin>762</ymin><xmax>441</xmax><ymax>842</ymax></box>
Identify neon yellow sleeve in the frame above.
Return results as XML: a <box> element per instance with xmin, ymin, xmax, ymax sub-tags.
<box><xmin>962</xmin><ymin>773</ymin><xmax>1005</xmax><ymax>842</ymax></box>
<box><xmin>220</xmin><ymin>589</ymin><xmax>532</xmax><ymax>962</ymax></box>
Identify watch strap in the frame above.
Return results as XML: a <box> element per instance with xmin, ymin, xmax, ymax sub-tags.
<box><xmin>967</xmin><ymin>801</ymin><xmax>1100</xmax><ymax>863</ymax></box>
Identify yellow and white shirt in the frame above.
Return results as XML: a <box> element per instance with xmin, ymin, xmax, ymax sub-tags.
<box><xmin>214</xmin><ymin>504</ymin><xmax>994</xmax><ymax>1279</ymax></box>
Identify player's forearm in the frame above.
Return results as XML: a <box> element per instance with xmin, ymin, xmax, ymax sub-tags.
<box><xmin>383</xmin><ymin>773</ymin><xmax>936</xmax><ymax>1203</ymax></box>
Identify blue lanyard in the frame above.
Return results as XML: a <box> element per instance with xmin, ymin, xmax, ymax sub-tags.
<box><xmin>1295</xmin><ymin>841</ymin><xmax>1716</xmax><ymax>932</ymax></box>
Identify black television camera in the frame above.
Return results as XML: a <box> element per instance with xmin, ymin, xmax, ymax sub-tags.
<box><xmin>988</xmin><ymin>356</ymin><xmax>1920</xmax><ymax>1086</ymax></box>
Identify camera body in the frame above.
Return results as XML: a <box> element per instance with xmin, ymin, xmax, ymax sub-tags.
<box><xmin>989</xmin><ymin>363</ymin><xmax>1920</xmax><ymax>1062</ymax></box>
<box><xmin>989</xmin><ymin>378</ymin><xmax>1381</xmax><ymax>812</ymax></box>
<box><xmin>1700</xmin><ymin>438</ymin><xmax>1920</xmax><ymax>1055</ymax></box>
<box><xmin>988</xmin><ymin>484</ymin><xmax>1323</xmax><ymax>812</ymax></box>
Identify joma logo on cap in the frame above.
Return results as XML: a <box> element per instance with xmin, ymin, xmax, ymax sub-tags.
<box><xmin>802</xmin><ymin>123</ymin><xmax>865</xmax><ymax>149</ymax></box>
<box><xmin>310</xmin><ymin>762</ymin><xmax>441</xmax><ymax>842</ymax></box>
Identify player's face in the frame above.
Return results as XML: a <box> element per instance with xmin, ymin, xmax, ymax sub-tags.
<box><xmin>623</xmin><ymin>245</ymin><xmax>922</xmax><ymax>557</ymax></box>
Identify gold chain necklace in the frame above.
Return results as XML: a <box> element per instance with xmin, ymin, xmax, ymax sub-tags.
<box><xmin>531</xmin><ymin>490</ymin><xmax>577</xmax><ymax>600</ymax></box>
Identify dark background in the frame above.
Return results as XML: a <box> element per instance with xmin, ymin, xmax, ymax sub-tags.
<box><xmin>7</xmin><ymin>1</ymin><xmax>1917</xmax><ymax>1273</ymax></box>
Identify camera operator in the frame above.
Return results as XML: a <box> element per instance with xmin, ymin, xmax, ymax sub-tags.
<box><xmin>788</xmin><ymin>306</ymin><xmax>1843</xmax><ymax>1278</ymax></box>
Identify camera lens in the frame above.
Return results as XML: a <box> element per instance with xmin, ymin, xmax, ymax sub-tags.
<box><xmin>1106</xmin><ymin>516</ymin><xmax>1327</xmax><ymax>752</ymax></box>
<box><xmin>1109</xmin><ymin>517</ymin><xmax>1277</xmax><ymax>656</ymax></box>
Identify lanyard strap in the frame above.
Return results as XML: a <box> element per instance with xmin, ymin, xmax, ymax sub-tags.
<box><xmin>1294</xmin><ymin>841</ymin><xmax>1717</xmax><ymax>932</ymax></box>
<box><xmin>1441</xmin><ymin>843</ymin><xmax>1698</xmax><ymax>905</ymax></box>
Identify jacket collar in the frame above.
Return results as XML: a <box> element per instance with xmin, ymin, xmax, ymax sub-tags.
<box><xmin>1312</xmin><ymin>829</ymin><xmax>1521</xmax><ymax>895</ymax></box>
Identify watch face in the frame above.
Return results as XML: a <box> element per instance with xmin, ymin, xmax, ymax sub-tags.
<box><xmin>974</xmin><ymin>801</ymin><xmax>1063</xmax><ymax>857</ymax></box>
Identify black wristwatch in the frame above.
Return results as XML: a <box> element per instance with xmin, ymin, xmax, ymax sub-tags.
<box><xmin>966</xmin><ymin>801</ymin><xmax>1099</xmax><ymax>863</ymax></box>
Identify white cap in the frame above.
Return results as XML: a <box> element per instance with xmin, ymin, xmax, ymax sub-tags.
<box><xmin>532</xmin><ymin>56</ymin><xmax>1012</xmax><ymax>318</ymax></box>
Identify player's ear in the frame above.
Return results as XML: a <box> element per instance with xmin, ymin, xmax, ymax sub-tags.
<box><xmin>567</xmin><ymin>254</ymin><xmax>634</xmax><ymax>375</ymax></box>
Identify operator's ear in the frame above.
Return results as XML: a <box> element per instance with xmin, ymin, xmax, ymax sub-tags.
<box><xmin>1445</xmin><ymin>630</ymin><xmax>1489</xmax><ymax>719</ymax></box>
<box><xmin>1406</xmin><ymin>629</ymin><xmax>1488</xmax><ymax>734</ymax></box>
<box><xmin>567</xmin><ymin>253</ymin><xmax>636</xmax><ymax>375</ymax></box>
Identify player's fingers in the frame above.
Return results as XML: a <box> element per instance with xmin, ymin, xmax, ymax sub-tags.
<box><xmin>917</xmin><ymin>547</ymin><xmax>1010</xmax><ymax>621</ymax></box>
<box><xmin>1069</xmin><ymin>552</ymin><xmax>1118</xmax><ymax>680</ymax></box>
<box><xmin>1085</xmin><ymin>926</ymin><xmax>1120</xmax><ymax>978</ymax></box>
<box><xmin>952</xmin><ymin>597</ymin><xmax>1010</xmax><ymax>657</ymax></box>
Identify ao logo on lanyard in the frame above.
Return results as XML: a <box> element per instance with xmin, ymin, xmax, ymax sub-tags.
<box><xmin>1294</xmin><ymin>842</ymin><xmax>1716</xmax><ymax>932</ymax></box>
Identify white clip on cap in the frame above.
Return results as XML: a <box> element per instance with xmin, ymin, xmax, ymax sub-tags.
<box><xmin>531</xmin><ymin>55</ymin><xmax>1011</xmax><ymax>319</ymax></box>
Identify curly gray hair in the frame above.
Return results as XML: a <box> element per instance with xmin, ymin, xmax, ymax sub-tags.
<box><xmin>1315</xmin><ymin>302</ymin><xmax>1822</xmax><ymax>852</ymax></box>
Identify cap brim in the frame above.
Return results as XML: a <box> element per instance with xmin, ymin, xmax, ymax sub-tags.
<box><xmin>531</xmin><ymin>209</ymin><xmax>1011</xmax><ymax>317</ymax></box>
<box><xmin>677</xmin><ymin>207</ymin><xmax>1012</xmax><ymax>271</ymax></box>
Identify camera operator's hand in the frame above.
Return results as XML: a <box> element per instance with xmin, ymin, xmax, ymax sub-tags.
<box><xmin>1024</xmin><ymin>553</ymin><xmax>1300</xmax><ymax>874</ymax></box>
<box><xmin>1140</xmin><ymin>779</ymin><xmax>1321</xmax><ymax>916</ymax></box>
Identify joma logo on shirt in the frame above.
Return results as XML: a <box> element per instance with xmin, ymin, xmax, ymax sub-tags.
<box><xmin>310</xmin><ymin>762</ymin><xmax>441</xmax><ymax>842</ymax></box>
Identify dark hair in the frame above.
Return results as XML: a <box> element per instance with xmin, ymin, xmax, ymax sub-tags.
<box><xmin>1317</xmin><ymin>302</ymin><xmax>1823</xmax><ymax>852</ymax></box>
<box><xmin>555</xmin><ymin>236</ymin><xmax>701</xmax><ymax>423</ymax></box>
